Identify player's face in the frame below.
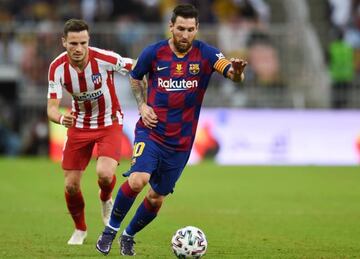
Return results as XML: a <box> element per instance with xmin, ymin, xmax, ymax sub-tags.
<box><xmin>62</xmin><ymin>30</ymin><xmax>89</xmax><ymax>65</ymax></box>
<box><xmin>170</xmin><ymin>16</ymin><xmax>198</xmax><ymax>53</ymax></box>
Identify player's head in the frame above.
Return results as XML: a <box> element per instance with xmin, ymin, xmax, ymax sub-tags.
<box><xmin>62</xmin><ymin>19</ymin><xmax>90</xmax><ymax>65</ymax></box>
<box><xmin>170</xmin><ymin>4</ymin><xmax>199</xmax><ymax>53</ymax></box>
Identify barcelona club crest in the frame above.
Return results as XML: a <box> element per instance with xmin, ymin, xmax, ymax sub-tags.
<box><xmin>189</xmin><ymin>63</ymin><xmax>200</xmax><ymax>75</ymax></box>
<box><xmin>91</xmin><ymin>73</ymin><xmax>102</xmax><ymax>85</ymax></box>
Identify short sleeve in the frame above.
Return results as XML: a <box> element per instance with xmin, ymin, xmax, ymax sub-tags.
<box><xmin>113</xmin><ymin>54</ymin><xmax>133</xmax><ymax>75</ymax></box>
<box><xmin>130</xmin><ymin>45</ymin><xmax>155</xmax><ymax>80</ymax></box>
<box><xmin>203</xmin><ymin>44</ymin><xmax>231</xmax><ymax>77</ymax></box>
<box><xmin>47</xmin><ymin>63</ymin><xmax>63</xmax><ymax>99</ymax></box>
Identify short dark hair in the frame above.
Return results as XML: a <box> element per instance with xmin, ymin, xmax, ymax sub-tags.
<box><xmin>63</xmin><ymin>19</ymin><xmax>89</xmax><ymax>37</ymax></box>
<box><xmin>170</xmin><ymin>4</ymin><xmax>199</xmax><ymax>24</ymax></box>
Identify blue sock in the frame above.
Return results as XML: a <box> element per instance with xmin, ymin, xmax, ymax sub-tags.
<box><xmin>125</xmin><ymin>198</ymin><xmax>160</xmax><ymax>236</ymax></box>
<box><xmin>108</xmin><ymin>181</ymin><xmax>139</xmax><ymax>230</ymax></box>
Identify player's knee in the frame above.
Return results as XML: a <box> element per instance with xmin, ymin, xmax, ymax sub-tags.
<box><xmin>96</xmin><ymin>167</ymin><xmax>114</xmax><ymax>181</ymax></box>
<box><xmin>128</xmin><ymin>173</ymin><xmax>149</xmax><ymax>192</ymax></box>
<box><xmin>96</xmin><ymin>157</ymin><xmax>117</xmax><ymax>179</ymax></box>
<box><xmin>98</xmin><ymin>174</ymin><xmax>113</xmax><ymax>185</ymax></box>
<box><xmin>65</xmin><ymin>183</ymin><xmax>80</xmax><ymax>195</ymax></box>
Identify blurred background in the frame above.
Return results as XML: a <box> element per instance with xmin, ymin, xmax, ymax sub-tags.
<box><xmin>0</xmin><ymin>0</ymin><xmax>359</xmax><ymax>164</ymax></box>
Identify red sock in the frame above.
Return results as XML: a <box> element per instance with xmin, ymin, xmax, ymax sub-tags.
<box><xmin>65</xmin><ymin>191</ymin><xmax>86</xmax><ymax>231</ymax></box>
<box><xmin>98</xmin><ymin>175</ymin><xmax>117</xmax><ymax>201</ymax></box>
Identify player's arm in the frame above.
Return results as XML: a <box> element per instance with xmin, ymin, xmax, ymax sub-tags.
<box><xmin>209</xmin><ymin>45</ymin><xmax>247</xmax><ymax>83</ymax></box>
<box><xmin>47</xmin><ymin>99</ymin><xmax>75</xmax><ymax>128</ymax></box>
<box><xmin>47</xmin><ymin>68</ymin><xmax>75</xmax><ymax>128</ymax></box>
<box><xmin>226</xmin><ymin>58</ymin><xmax>247</xmax><ymax>82</ymax></box>
<box><xmin>129</xmin><ymin>46</ymin><xmax>158</xmax><ymax>129</ymax></box>
<box><xmin>214</xmin><ymin>58</ymin><xmax>247</xmax><ymax>83</ymax></box>
<box><xmin>130</xmin><ymin>60</ymin><xmax>148</xmax><ymax>103</ymax></box>
<box><xmin>129</xmin><ymin>74</ymin><xmax>157</xmax><ymax>129</ymax></box>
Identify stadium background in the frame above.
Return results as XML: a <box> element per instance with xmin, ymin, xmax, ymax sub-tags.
<box><xmin>0</xmin><ymin>0</ymin><xmax>360</xmax><ymax>258</ymax></box>
<box><xmin>0</xmin><ymin>0</ymin><xmax>360</xmax><ymax>162</ymax></box>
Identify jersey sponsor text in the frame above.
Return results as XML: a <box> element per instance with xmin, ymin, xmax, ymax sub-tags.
<box><xmin>158</xmin><ymin>78</ymin><xmax>198</xmax><ymax>91</ymax></box>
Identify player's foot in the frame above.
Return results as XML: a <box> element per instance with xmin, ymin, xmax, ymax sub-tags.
<box><xmin>120</xmin><ymin>234</ymin><xmax>136</xmax><ymax>256</ymax></box>
<box><xmin>100</xmin><ymin>197</ymin><xmax>113</xmax><ymax>225</ymax></box>
<box><xmin>67</xmin><ymin>229</ymin><xmax>87</xmax><ymax>245</ymax></box>
<box><xmin>96</xmin><ymin>227</ymin><xmax>117</xmax><ymax>255</ymax></box>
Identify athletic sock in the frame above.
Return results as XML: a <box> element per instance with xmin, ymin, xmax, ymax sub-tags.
<box><xmin>125</xmin><ymin>197</ymin><xmax>161</xmax><ymax>236</ymax></box>
<box><xmin>108</xmin><ymin>180</ymin><xmax>139</xmax><ymax>230</ymax></box>
<box><xmin>65</xmin><ymin>191</ymin><xmax>87</xmax><ymax>231</ymax></box>
<box><xmin>98</xmin><ymin>175</ymin><xmax>117</xmax><ymax>201</ymax></box>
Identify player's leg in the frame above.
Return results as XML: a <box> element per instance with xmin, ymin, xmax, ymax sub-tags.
<box><xmin>108</xmin><ymin>138</ymin><xmax>159</xmax><ymax>231</ymax></box>
<box><xmin>95</xmin><ymin>124</ymin><xmax>123</xmax><ymax>225</ymax></box>
<box><xmin>96</xmin><ymin>157</ymin><xmax>117</xmax><ymax>225</ymax></box>
<box><xmin>96</xmin><ymin>172</ymin><xmax>150</xmax><ymax>255</ymax></box>
<box><xmin>62</xmin><ymin>127</ymin><xmax>95</xmax><ymax>245</ymax></box>
<box><xmin>118</xmin><ymin>147</ymin><xmax>190</xmax><ymax>256</ymax></box>
<box><xmin>111</xmin><ymin>172</ymin><xmax>150</xmax><ymax>228</ymax></box>
<box><xmin>64</xmin><ymin>169</ymin><xmax>88</xmax><ymax>245</ymax></box>
<box><xmin>120</xmin><ymin>188</ymin><xmax>164</xmax><ymax>256</ymax></box>
<box><xmin>96</xmin><ymin>137</ymin><xmax>158</xmax><ymax>255</ymax></box>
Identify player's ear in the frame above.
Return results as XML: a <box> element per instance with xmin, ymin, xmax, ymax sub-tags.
<box><xmin>169</xmin><ymin>21</ymin><xmax>174</xmax><ymax>33</ymax></box>
<box><xmin>62</xmin><ymin>37</ymin><xmax>66</xmax><ymax>48</ymax></box>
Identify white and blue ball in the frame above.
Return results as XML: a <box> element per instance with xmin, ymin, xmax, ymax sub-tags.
<box><xmin>171</xmin><ymin>226</ymin><xmax>207</xmax><ymax>258</ymax></box>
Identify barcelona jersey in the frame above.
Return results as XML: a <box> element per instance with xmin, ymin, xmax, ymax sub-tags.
<box><xmin>131</xmin><ymin>39</ymin><xmax>231</xmax><ymax>151</ymax></box>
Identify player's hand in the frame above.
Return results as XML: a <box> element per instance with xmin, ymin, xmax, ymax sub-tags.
<box><xmin>61</xmin><ymin>113</ymin><xmax>76</xmax><ymax>128</ymax></box>
<box><xmin>230</xmin><ymin>58</ymin><xmax>247</xmax><ymax>82</ymax></box>
<box><xmin>139</xmin><ymin>103</ymin><xmax>158</xmax><ymax>129</ymax></box>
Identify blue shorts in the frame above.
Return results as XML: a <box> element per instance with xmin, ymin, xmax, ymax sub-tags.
<box><xmin>123</xmin><ymin>136</ymin><xmax>191</xmax><ymax>196</ymax></box>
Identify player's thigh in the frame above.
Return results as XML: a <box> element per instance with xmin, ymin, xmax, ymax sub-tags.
<box><xmin>149</xmin><ymin>150</ymin><xmax>190</xmax><ymax>196</ymax></box>
<box><xmin>62</xmin><ymin>128</ymin><xmax>95</xmax><ymax>170</ymax></box>
<box><xmin>96</xmin><ymin>124</ymin><xmax>123</xmax><ymax>163</ymax></box>
<box><xmin>125</xmin><ymin>138</ymin><xmax>160</xmax><ymax>176</ymax></box>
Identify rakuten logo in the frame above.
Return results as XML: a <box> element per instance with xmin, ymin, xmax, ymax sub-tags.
<box><xmin>158</xmin><ymin>78</ymin><xmax>198</xmax><ymax>91</ymax></box>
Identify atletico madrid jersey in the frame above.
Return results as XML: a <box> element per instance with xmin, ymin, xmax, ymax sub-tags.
<box><xmin>48</xmin><ymin>47</ymin><xmax>133</xmax><ymax>129</ymax></box>
<box><xmin>131</xmin><ymin>39</ymin><xmax>231</xmax><ymax>151</ymax></box>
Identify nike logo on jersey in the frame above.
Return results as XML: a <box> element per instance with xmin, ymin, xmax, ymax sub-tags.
<box><xmin>157</xmin><ymin>66</ymin><xmax>168</xmax><ymax>71</ymax></box>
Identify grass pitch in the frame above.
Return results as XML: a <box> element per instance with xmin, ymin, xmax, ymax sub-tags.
<box><xmin>0</xmin><ymin>157</ymin><xmax>359</xmax><ymax>258</ymax></box>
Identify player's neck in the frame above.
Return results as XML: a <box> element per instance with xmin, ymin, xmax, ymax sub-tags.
<box><xmin>69</xmin><ymin>55</ymin><xmax>89</xmax><ymax>73</ymax></box>
<box><xmin>168</xmin><ymin>38</ymin><xmax>192</xmax><ymax>58</ymax></box>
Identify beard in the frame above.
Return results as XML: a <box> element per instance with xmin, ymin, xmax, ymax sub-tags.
<box><xmin>173</xmin><ymin>37</ymin><xmax>192</xmax><ymax>53</ymax></box>
<box><xmin>72</xmin><ymin>53</ymin><xmax>85</xmax><ymax>62</ymax></box>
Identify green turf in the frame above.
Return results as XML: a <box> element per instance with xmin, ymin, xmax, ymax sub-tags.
<box><xmin>0</xmin><ymin>157</ymin><xmax>359</xmax><ymax>258</ymax></box>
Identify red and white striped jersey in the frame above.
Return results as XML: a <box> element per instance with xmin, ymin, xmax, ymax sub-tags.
<box><xmin>48</xmin><ymin>47</ymin><xmax>133</xmax><ymax>129</ymax></box>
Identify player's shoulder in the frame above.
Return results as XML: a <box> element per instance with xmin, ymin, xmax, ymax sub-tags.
<box><xmin>142</xmin><ymin>40</ymin><xmax>168</xmax><ymax>54</ymax></box>
<box><xmin>194</xmin><ymin>40</ymin><xmax>220</xmax><ymax>53</ymax></box>
<box><xmin>90</xmin><ymin>46</ymin><xmax>118</xmax><ymax>57</ymax></box>
<box><xmin>90</xmin><ymin>46</ymin><xmax>120</xmax><ymax>64</ymax></box>
<box><xmin>49</xmin><ymin>51</ymin><xmax>67</xmax><ymax>68</ymax></box>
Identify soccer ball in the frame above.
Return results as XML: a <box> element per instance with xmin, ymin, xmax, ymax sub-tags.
<box><xmin>171</xmin><ymin>226</ymin><xmax>207</xmax><ymax>258</ymax></box>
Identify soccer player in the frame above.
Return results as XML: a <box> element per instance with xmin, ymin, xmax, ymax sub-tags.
<box><xmin>47</xmin><ymin>19</ymin><xmax>135</xmax><ymax>245</ymax></box>
<box><xmin>96</xmin><ymin>4</ymin><xmax>247</xmax><ymax>256</ymax></box>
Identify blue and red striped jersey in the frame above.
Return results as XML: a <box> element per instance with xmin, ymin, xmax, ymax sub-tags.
<box><xmin>131</xmin><ymin>39</ymin><xmax>231</xmax><ymax>151</ymax></box>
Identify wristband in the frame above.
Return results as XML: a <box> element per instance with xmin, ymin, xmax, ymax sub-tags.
<box><xmin>59</xmin><ymin>115</ymin><xmax>64</xmax><ymax>125</ymax></box>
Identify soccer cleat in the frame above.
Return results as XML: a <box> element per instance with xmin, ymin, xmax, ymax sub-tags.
<box><xmin>67</xmin><ymin>229</ymin><xmax>87</xmax><ymax>245</ymax></box>
<box><xmin>120</xmin><ymin>234</ymin><xmax>136</xmax><ymax>256</ymax></box>
<box><xmin>101</xmin><ymin>197</ymin><xmax>113</xmax><ymax>226</ymax></box>
<box><xmin>96</xmin><ymin>228</ymin><xmax>117</xmax><ymax>255</ymax></box>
